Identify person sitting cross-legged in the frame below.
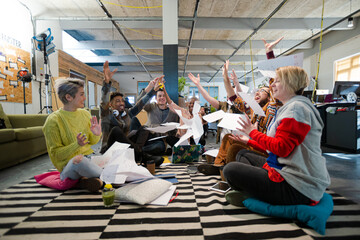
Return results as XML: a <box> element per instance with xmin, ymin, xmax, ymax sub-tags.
<box><xmin>42</xmin><ymin>78</ymin><xmax>103</xmax><ymax>192</ymax></box>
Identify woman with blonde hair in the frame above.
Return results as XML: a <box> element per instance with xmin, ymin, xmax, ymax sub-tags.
<box><xmin>224</xmin><ymin>66</ymin><xmax>330</xmax><ymax>206</ymax></box>
<box><xmin>43</xmin><ymin>78</ymin><xmax>103</xmax><ymax>192</ymax></box>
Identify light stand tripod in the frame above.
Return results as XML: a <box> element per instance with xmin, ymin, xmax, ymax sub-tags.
<box><xmin>17</xmin><ymin>69</ymin><xmax>32</xmax><ymax>114</ymax></box>
<box><xmin>33</xmin><ymin>28</ymin><xmax>55</xmax><ymax>114</ymax></box>
<box><xmin>38</xmin><ymin>34</ymin><xmax>52</xmax><ymax>114</ymax></box>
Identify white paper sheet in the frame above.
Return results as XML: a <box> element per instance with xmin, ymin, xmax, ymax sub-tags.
<box><xmin>147</xmin><ymin>185</ymin><xmax>177</xmax><ymax>206</ymax></box>
<box><xmin>217</xmin><ymin>113</ymin><xmax>247</xmax><ymax>131</ymax></box>
<box><xmin>177</xmin><ymin>124</ymin><xmax>190</xmax><ymax>130</ymax></box>
<box><xmin>100</xmin><ymin>148</ymin><xmax>154</xmax><ymax>184</ymax></box>
<box><xmin>173</xmin><ymin>101</ymin><xmax>204</xmax><ymax>146</ymax></box>
<box><xmin>161</xmin><ymin>122</ymin><xmax>180</xmax><ymax>127</ymax></box>
<box><xmin>258</xmin><ymin>70</ymin><xmax>276</xmax><ymax>78</ymax></box>
<box><xmin>103</xmin><ymin>141</ymin><xmax>130</xmax><ymax>159</ymax></box>
<box><xmin>202</xmin><ymin>110</ymin><xmax>225</xmax><ymax>123</ymax></box>
<box><xmin>238</xmin><ymin>92</ymin><xmax>265</xmax><ymax>117</ymax></box>
<box><xmin>145</xmin><ymin>125</ymin><xmax>178</xmax><ymax>134</ymax></box>
<box><xmin>257</xmin><ymin>52</ymin><xmax>304</xmax><ymax>79</ymax></box>
<box><xmin>204</xmin><ymin>149</ymin><xmax>219</xmax><ymax>158</ymax></box>
<box><xmin>148</xmin><ymin>135</ymin><xmax>167</xmax><ymax>142</ymax></box>
<box><xmin>91</xmin><ymin>141</ymin><xmax>130</xmax><ymax>168</ymax></box>
<box><xmin>239</xmin><ymin>83</ymin><xmax>250</xmax><ymax>93</ymax></box>
<box><xmin>174</xmin><ymin>129</ymin><xmax>193</xmax><ymax>147</ymax></box>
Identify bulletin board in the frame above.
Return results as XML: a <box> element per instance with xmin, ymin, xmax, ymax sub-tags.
<box><xmin>0</xmin><ymin>40</ymin><xmax>32</xmax><ymax>103</ymax></box>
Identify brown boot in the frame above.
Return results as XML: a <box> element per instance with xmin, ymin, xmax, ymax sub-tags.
<box><xmin>197</xmin><ymin>164</ymin><xmax>221</xmax><ymax>175</ymax></box>
<box><xmin>78</xmin><ymin>177</ymin><xmax>103</xmax><ymax>193</ymax></box>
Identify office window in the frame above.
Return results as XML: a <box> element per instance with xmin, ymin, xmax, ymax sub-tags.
<box><xmin>189</xmin><ymin>86</ymin><xmax>218</xmax><ymax>106</ymax></box>
<box><xmin>335</xmin><ymin>53</ymin><xmax>360</xmax><ymax>82</ymax></box>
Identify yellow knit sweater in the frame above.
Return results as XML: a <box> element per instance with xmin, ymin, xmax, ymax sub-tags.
<box><xmin>42</xmin><ymin>108</ymin><xmax>101</xmax><ymax>172</ymax></box>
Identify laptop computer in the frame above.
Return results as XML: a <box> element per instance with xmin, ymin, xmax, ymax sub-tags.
<box><xmin>171</xmin><ymin>145</ymin><xmax>202</xmax><ymax>164</ymax></box>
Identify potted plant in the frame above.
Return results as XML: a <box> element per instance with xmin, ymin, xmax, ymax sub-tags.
<box><xmin>178</xmin><ymin>76</ymin><xmax>189</xmax><ymax>107</ymax></box>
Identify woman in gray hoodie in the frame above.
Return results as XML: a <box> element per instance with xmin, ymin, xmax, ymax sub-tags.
<box><xmin>224</xmin><ymin>66</ymin><xmax>330</xmax><ymax>206</ymax></box>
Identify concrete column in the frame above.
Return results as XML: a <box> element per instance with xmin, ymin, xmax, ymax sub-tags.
<box><xmin>162</xmin><ymin>0</ymin><xmax>178</xmax><ymax>104</ymax></box>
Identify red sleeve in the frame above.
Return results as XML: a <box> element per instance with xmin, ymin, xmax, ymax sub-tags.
<box><xmin>249</xmin><ymin>118</ymin><xmax>311</xmax><ymax>157</ymax></box>
<box><xmin>247</xmin><ymin>139</ymin><xmax>267</xmax><ymax>153</ymax></box>
<box><xmin>266</xmin><ymin>51</ymin><xmax>275</xmax><ymax>59</ymax></box>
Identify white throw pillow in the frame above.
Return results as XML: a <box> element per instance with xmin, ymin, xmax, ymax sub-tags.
<box><xmin>115</xmin><ymin>178</ymin><xmax>172</xmax><ymax>205</ymax></box>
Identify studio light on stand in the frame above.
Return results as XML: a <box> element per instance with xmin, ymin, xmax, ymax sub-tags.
<box><xmin>32</xmin><ymin>28</ymin><xmax>55</xmax><ymax>114</ymax></box>
<box><xmin>348</xmin><ymin>17</ymin><xmax>354</xmax><ymax>28</ymax></box>
<box><xmin>17</xmin><ymin>68</ymin><xmax>32</xmax><ymax>114</ymax></box>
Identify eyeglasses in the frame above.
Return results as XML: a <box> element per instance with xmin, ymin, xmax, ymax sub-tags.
<box><xmin>257</xmin><ymin>89</ymin><xmax>270</xmax><ymax>95</ymax></box>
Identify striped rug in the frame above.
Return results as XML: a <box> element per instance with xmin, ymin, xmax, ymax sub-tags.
<box><xmin>0</xmin><ymin>164</ymin><xmax>360</xmax><ymax>240</ymax></box>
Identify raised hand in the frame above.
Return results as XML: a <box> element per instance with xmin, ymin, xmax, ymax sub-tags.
<box><xmin>229</xmin><ymin>133</ymin><xmax>249</xmax><ymax>145</ymax></box>
<box><xmin>237</xmin><ymin>115</ymin><xmax>257</xmax><ymax>136</ymax></box>
<box><xmin>103</xmin><ymin>61</ymin><xmax>118</xmax><ymax>83</ymax></box>
<box><xmin>222</xmin><ymin>60</ymin><xmax>230</xmax><ymax>79</ymax></box>
<box><xmin>90</xmin><ymin>116</ymin><xmax>102</xmax><ymax>136</ymax></box>
<box><xmin>262</xmin><ymin>36</ymin><xmax>284</xmax><ymax>53</ymax></box>
<box><xmin>188</xmin><ymin>73</ymin><xmax>200</xmax><ymax>86</ymax></box>
<box><xmin>154</xmin><ymin>75</ymin><xmax>165</xmax><ymax>91</ymax></box>
<box><xmin>230</xmin><ymin>69</ymin><xmax>238</xmax><ymax>83</ymax></box>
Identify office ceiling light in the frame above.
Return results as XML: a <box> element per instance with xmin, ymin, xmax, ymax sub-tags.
<box><xmin>348</xmin><ymin>17</ymin><xmax>354</xmax><ymax>27</ymax></box>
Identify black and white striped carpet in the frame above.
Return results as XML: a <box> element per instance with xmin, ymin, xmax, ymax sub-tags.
<box><xmin>1</xmin><ymin>164</ymin><xmax>360</xmax><ymax>240</ymax></box>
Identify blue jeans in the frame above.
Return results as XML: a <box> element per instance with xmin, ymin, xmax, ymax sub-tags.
<box><xmin>60</xmin><ymin>156</ymin><xmax>102</xmax><ymax>181</ymax></box>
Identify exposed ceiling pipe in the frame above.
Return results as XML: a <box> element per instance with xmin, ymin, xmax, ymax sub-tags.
<box><xmin>96</xmin><ymin>0</ymin><xmax>153</xmax><ymax>79</ymax></box>
<box><xmin>35</xmin><ymin>16</ymin><xmax>194</xmax><ymax>21</ymax></box>
<box><xmin>237</xmin><ymin>10</ymin><xmax>360</xmax><ymax>81</ymax></box>
<box><xmin>206</xmin><ymin>0</ymin><xmax>289</xmax><ymax>83</ymax></box>
<box><xmin>182</xmin><ymin>0</ymin><xmax>200</xmax><ymax>77</ymax></box>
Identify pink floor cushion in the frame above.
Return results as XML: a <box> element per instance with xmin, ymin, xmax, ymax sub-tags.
<box><xmin>34</xmin><ymin>171</ymin><xmax>78</xmax><ymax>190</ymax></box>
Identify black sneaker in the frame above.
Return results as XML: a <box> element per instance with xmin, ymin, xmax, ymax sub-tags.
<box><xmin>197</xmin><ymin>164</ymin><xmax>220</xmax><ymax>175</ymax></box>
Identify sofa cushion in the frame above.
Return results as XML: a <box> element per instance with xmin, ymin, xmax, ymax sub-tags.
<box><xmin>0</xmin><ymin>129</ymin><xmax>16</xmax><ymax>143</ymax></box>
<box><xmin>0</xmin><ymin>104</ymin><xmax>12</xmax><ymax>128</ymax></box>
<box><xmin>14</xmin><ymin>126</ymin><xmax>44</xmax><ymax>141</ymax></box>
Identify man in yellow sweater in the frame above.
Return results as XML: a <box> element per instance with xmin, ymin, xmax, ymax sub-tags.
<box><xmin>43</xmin><ymin>78</ymin><xmax>103</xmax><ymax>192</ymax></box>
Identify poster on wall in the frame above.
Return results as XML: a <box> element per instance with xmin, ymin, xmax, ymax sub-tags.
<box><xmin>0</xmin><ymin>39</ymin><xmax>32</xmax><ymax>104</ymax></box>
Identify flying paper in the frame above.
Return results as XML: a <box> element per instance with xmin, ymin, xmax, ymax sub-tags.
<box><xmin>238</xmin><ymin>92</ymin><xmax>265</xmax><ymax>117</ymax></box>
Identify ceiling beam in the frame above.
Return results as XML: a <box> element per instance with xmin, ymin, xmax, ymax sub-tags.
<box><xmin>78</xmin><ymin>54</ymin><xmax>267</xmax><ymax>63</ymax></box>
<box><xmin>66</xmin><ymin>39</ymin><xmax>313</xmax><ymax>50</ymax></box>
<box><xmin>89</xmin><ymin>64</ymin><xmax>260</xmax><ymax>73</ymax></box>
<box><xmin>55</xmin><ymin>17</ymin><xmax>352</xmax><ymax>31</ymax></box>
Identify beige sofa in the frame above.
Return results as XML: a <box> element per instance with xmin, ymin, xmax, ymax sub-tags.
<box><xmin>0</xmin><ymin>104</ymin><xmax>48</xmax><ymax>170</ymax></box>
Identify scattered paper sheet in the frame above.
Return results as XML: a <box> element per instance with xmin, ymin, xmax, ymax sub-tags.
<box><xmin>100</xmin><ymin>148</ymin><xmax>154</xmax><ymax>184</ymax></box>
<box><xmin>257</xmin><ymin>52</ymin><xmax>304</xmax><ymax>78</ymax></box>
<box><xmin>161</xmin><ymin>122</ymin><xmax>180</xmax><ymax>127</ymax></box>
<box><xmin>204</xmin><ymin>149</ymin><xmax>219</xmax><ymax>158</ymax></box>
<box><xmin>173</xmin><ymin>101</ymin><xmax>204</xmax><ymax>146</ymax></box>
<box><xmin>148</xmin><ymin>135</ymin><xmax>167</xmax><ymax>142</ymax></box>
<box><xmin>145</xmin><ymin>125</ymin><xmax>178</xmax><ymax>134</ymax></box>
<box><xmin>177</xmin><ymin>124</ymin><xmax>190</xmax><ymax>130</ymax></box>
<box><xmin>258</xmin><ymin>70</ymin><xmax>276</xmax><ymax>79</ymax></box>
<box><xmin>174</xmin><ymin>129</ymin><xmax>193</xmax><ymax>147</ymax></box>
<box><xmin>218</xmin><ymin>113</ymin><xmax>246</xmax><ymax>131</ymax></box>
<box><xmin>202</xmin><ymin>110</ymin><xmax>225</xmax><ymax>123</ymax></box>
<box><xmin>147</xmin><ymin>185</ymin><xmax>177</xmax><ymax>206</ymax></box>
<box><xmin>239</xmin><ymin>83</ymin><xmax>249</xmax><ymax>93</ymax></box>
<box><xmin>238</xmin><ymin>92</ymin><xmax>265</xmax><ymax>117</ymax></box>
<box><xmin>103</xmin><ymin>141</ymin><xmax>130</xmax><ymax>159</ymax></box>
<box><xmin>91</xmin><ymin>141</ymin><xmax>130</xmax><ymax>168</ymax></box>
